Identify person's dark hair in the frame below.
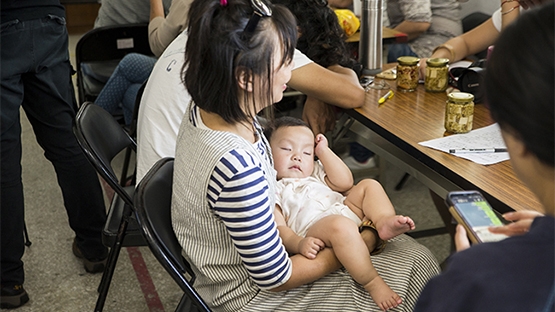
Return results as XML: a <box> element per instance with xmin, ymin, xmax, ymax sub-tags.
<box><xmin>184</xmin><ymin>0</ymin><xmax>297</xmax><ymax>125</ymax></box>
<box><xmin>272</xmin><ymin>0</ymin><xmax>358</xmax><ymax>70</ymax></box>
<box><xmin>484</xmin><ymin>2</ymin><xmax>554</xmax><ymax>166</ymax></box>
<box><xmin>264</xmin><ymin>116</ymin><xmax>311</xmax><ymax>140</ymax></box>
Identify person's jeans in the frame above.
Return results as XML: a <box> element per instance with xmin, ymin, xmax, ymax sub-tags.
<box><xmin>1</xmin><ymin>15</ymin><xmax>108</xmax><ymax>286</ymax></box>
<box><xmin>94</xmin><ymin>53</ymin><xmax>157</xmax><ymax>125</ymax></box>
<box><xmin>387</xmin><ymin>43</ymin><xmax>419</xmax><ymax>63</ymax></box>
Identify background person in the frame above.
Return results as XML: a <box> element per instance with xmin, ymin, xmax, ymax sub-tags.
<box><xmin>419</xmin><ymin>0</ymin><xmax>551</xmax><ymax>77</ymax></box>
<box><xmin>414</xmin><ymin>4</ymin><xmax>555</xmax><ymax>311</ymax></box>
<box><xmin>1</xmin><ymin>1</ymin><xmax>108</xmax><ymax>308</ymax></box>
<box><xmin>94</xmin><ymin>0</ymin><xmax>172</xmax><ymax>28</ymax></box>
<box><xmin>386</xmin><ymin>0</ymin><xmax>462</xmax><ymax>62</ymax></box>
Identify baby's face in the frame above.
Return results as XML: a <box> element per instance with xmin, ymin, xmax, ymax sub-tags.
<box><xmin>270</xmin><ymin>126</ymin><xmax>315</xmax><ymax>179</ymax></box>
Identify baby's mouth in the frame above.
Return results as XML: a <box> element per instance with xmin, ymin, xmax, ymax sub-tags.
<box><xmin>289</xmin><ymin>165</ymin><xmax>301</xmax><ymax>171</ymax></box>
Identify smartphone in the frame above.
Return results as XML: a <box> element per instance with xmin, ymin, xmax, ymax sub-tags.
<box><xmin>446</xmin><ymin>191</ymin><xmax>509</xmax><ymax>244</ymax></box>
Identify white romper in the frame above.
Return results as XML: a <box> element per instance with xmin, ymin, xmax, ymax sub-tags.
<box><xmin>276</xmin><ymin>161</ymin><xmax>362</xmax><ymax>237</ymax></box>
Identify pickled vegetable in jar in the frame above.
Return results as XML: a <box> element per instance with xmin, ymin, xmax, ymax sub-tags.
<box><xmin>425</xmin><ymin>58</ymin><xmax>449</xmax><ymax>92</ymax></box>
<box><xmin>445</xmin><ymin>92</ymin><xmax>474</xmax><ymax>133</ymax></box>
<box><xmin>397</xmin><ymin>56</ymin><xmax>420</xmax><ymax>92</ymax></box>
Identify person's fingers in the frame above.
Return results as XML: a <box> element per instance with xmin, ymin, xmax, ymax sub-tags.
<box><xmin>418</xmin><ymin>58</ymin><xmax>428</xmax><ymax>80</ymax></box>
<box><xmin>489</xmin><ymin>219</ymin><xmax>533</xmax><ymax>236</ymax></box>
<box><xmin>502</xmin><ymin>210</ymin><xmax>542</xmax><ymax>222</ymax></box>
<box><xmin>454</xmin><ymin>224</ymin><xmax>471</xmax><ymax>252</ymax></box>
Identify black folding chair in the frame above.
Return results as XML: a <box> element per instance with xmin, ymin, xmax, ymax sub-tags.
<box><xmin>73</xmin><ymin>102</ymin><xmax>146</xmax><ymax>312</ymax></box>
<box><xmin>134</xmin><ymin>158</ymin><xmax>211</xmax><ymax>312</ymax></box>
<box><xmin>75</xmin><ymin>24</ymin><xmax>153</xmax><ymax>105</ymax></box>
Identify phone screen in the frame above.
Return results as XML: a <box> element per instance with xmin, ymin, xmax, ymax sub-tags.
<box><xmin>448</xmin><ymin>191</ymin><xmax>508</xmax><ymax>243</ymax></box>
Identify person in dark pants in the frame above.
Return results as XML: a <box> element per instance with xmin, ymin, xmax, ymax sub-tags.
<box><xmin>1</xmin><ymin>1</ymin><xmax>108</xmax><ymax>309</ymax></box>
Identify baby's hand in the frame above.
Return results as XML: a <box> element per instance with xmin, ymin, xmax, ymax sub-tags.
<box><xmin>314</xmin><ymin>134</ymin><xmax>329</xmax><ymax>157</ymax></box>
<box><xmin>298</xmin><ymin>237</ymin><xmax>325</xmax><ymax>259</ymax></box>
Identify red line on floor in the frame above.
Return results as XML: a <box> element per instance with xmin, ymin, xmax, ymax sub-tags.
<box><xmin>127</xmin><ymin>247</ymin><xmax>165</xmax><ymax>312</ymax></box>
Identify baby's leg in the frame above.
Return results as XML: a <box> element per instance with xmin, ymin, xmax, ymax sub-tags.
<box><xmin>306</xmin><ymin>215</ymin><xmax>401</xmax><ymax>310</ymax></box>
<box><xmin>344</xmin><ymin>179</ymin><xmax>415</xmax><ymax>240</ymax></box>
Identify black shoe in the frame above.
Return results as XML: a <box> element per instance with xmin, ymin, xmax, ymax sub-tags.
<box><xmin>72</xmin><ymin>239</ymin><xmax>107</xmax><ymax>274</ymax></box>
<box><xmin>0</xmin><ymin>284</ymin><xmax>29</xmax><ymax>309</ymax></box>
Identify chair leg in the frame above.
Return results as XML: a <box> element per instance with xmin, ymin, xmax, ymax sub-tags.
<box><xmin>94</xmin><ymin>206</ymin><xmax>132</xmax><ymax>312</ymax></box>
<box><xmin>394</xmin><ymin>173</ymin><xmax>411</xmax><ymax>191</ymax></box>
<box><xmin>175</xmin><ymin>293</ymin><xmax>194</xmax><ymax>312</ymax></box>
<box><xmin>120</xmin><ymin>147</ymin><xmax>133</xmax><ymax>187</ymax></box>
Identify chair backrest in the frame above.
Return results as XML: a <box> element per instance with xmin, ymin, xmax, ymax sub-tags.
<box><xmin>75</xmin><ymin>24</ymin><xmax>154</xmax><ymax>104</ymax></box>
<box><xmin>134</xmin><ymin>158</ymin><xmax>211</xmax><ymax>312</ymax></box>
<box><xmin>73</xmin><ymin>102</ymin><xmax>137</xmax><ymax>206</ymax></box>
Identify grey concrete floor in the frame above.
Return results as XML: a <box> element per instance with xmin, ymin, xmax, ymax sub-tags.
<box><xmin>4</xmin><ymin>33</ymin><xmax>451</xmax><ymax>312</ymax></box>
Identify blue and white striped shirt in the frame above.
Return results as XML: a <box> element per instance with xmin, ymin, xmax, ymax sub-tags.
<box><xmin>193</xmin><ymin>105</ymin><xmax>292</xmax><ymax>289</ymax></box>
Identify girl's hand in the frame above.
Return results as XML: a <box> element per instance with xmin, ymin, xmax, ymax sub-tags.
<box><xmin>298</xmin><ymin>237</ymin><xmax>325</xmax><ymax>259</ymax></box>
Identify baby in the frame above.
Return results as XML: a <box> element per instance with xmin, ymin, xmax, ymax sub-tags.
<box><xmin>267</xmin><ymin>116</ymin><xmax>415</xmax><ymax>311</ymax></box>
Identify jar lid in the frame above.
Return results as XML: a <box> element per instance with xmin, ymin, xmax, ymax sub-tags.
<box><xmin>448</xmin><ymin>92</ymin><xmax>474</xmax><ymax>103</ymax></box>
<box><xmin>397</xmin><ymin>56</ymin><xmax>420</xmax><ymax>66</ymax></box>
<box><xmin>426</xmin><ymin>58</ymin><xmax>449</xmax><ymax>67</ymax></box>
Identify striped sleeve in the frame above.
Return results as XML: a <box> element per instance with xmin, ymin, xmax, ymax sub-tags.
<box><xmin>207</xmin><ymin>149</ymin><xmax>292</xmax><ymax>289</ymax></box>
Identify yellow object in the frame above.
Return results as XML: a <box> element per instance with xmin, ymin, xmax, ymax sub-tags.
<box><xmin>334</xmin><ymin>9</ymin><xmax>360</xmax><ymax>37</ymax></box>
<box><xmin>378</xmin><ymin>90</ymin><xmax>394</xmax><ymax>105</ymax></box>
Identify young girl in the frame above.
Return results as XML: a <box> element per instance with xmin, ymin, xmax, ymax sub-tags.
<box><xmin>267</xmin><ymin>116</ymin><xmax>415</xmax><ymax>311</ymax></box>
<box><xmin>171</xmin><ymin>0</ymin><xmax>439</xmax><ymax>311</ymax></box>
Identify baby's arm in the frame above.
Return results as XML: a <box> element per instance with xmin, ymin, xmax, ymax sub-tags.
<box><xmin>314</xmin><ymin>134</ymin><xmax>354</xmax><ymax>192</ymax></box>
<box><xmin>274</xmin><ymin>205</ymin><xmax>325</xmax><ymax>259</ymax></box>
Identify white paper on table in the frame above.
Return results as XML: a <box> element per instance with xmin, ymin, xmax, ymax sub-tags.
<box><xmin>418</xmin><ymin>124</ymin><xmax>510</xmax><ymax>165</ymax></box>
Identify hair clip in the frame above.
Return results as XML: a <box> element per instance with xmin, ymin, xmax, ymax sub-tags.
<box><xmin>220</xmin><ymin>0</ymin><xmax>228</xmax><ymax>6</ymax></box>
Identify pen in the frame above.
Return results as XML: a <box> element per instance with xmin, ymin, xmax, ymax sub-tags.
<box><xmin>449</xmin><ymin>148</ymin><xmax>508</xmax><ymax>154</ymax></box>
<box><xmin>378</xmin><ymin>90</ymin><xmax>394</xmax><ymax>105</ymax></box>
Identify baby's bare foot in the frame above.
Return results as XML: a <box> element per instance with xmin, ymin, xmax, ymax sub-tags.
<box><xmin>363</xmin><ymin>276</ymin><xmax>402</xmax><ymax>311</ymax></box>
<box><xmin>377</xmin><ymin>215</ymin><xmax>415</xmax><ymax>240</ymax></box>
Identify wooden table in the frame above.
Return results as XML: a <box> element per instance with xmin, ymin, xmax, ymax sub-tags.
<box><xmin>339</xmin><ymin>75</ymin><xmax>542</xmax><ymax>215</ymax></box>
<box><xmin>346</xmin><ymin>27</ymin><xmax>408</xmax><ymax>44</ymax></box>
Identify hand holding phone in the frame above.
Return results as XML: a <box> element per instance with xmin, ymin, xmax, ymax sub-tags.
<box><xmin>446</xmin><ymin>191</ymin><xmax>509</xmax><ymax>244</ymax></box>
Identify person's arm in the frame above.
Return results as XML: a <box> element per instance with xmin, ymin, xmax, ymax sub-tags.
<box><xmin>291</xmin><ymin>63</ymin><xmax>365</xmax><ymax>135</ymax></box>
<box><xmin>273</xmin><ymin>205</ymin><xmax>325</xmax><ymax>259</ymax></box>
<box><xmin>148</xmin><ymin>0</ymin><xmax>192</xmax><ymax>57</ymax></box>
<box><xmin>418</xmin><ymin>18</ymin><xmax>500</xmax><ymax>78</ymax></box>
<box><xmin>328</xmin><ymin>0</ymin><xmax>354</xmax><ymax>9</ymax></box>
<box><xmin>270</xmin><ymin>249</ymin><xmax>341</xmax><ymax>292</ymax></box>
<box><xmin>149</xmin><ymin>0</ymin><xmax>164</xmax><ymax>21</ymax></box>
<box><xmin>393</xmin><ymin>20</ymin><xmax>430</xmax><ymax>41</ymax></box>
<box><xmin>289</xmin><ymin>63</ymin><xmax>365</xmax><ymax>109</ymax></box>
<box><xmin>314</xmin><ymin>134</ymin><xmax>353</xmax><ymax>193</ymax></box>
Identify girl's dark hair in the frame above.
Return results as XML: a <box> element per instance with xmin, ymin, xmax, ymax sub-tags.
<box><xmin>184</xmin><ymin>0</ymin><xmax>297</xmax><ymax>124</ymax></box>
<box><xmin>484</xmin><ymin>2</ymin><xmax>554</xmax><ymax>166</ymax></box>
<box><xmin>264</xmin><ymin>116</ymin><xmax>311</xmax><ymax>140</ymax></box>
<box><xmin>272</xmin><ymin>0</ymin><xmax>358</xmax><ymax>70</ymax></box>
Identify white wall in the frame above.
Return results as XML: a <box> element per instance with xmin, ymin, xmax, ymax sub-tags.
<box><xmin>459</xmin><ymin>0</ymin><xmax>498</xmax><ymax>17</ymax></box>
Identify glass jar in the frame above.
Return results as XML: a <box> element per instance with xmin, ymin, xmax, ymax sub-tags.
<box><xmin>425</xmin><ymin>58</ymin><xmax>449</xmax><ymax>92</ymax></box>
<box><xmin>445</xmin><ymin>92</ymin><xmax>474</xmax><ymax>133</ymax></box>
<box><xmin>396</xmin><ymin>56</ymin><xmax>420</xmax><ymax>92</ymax></box>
